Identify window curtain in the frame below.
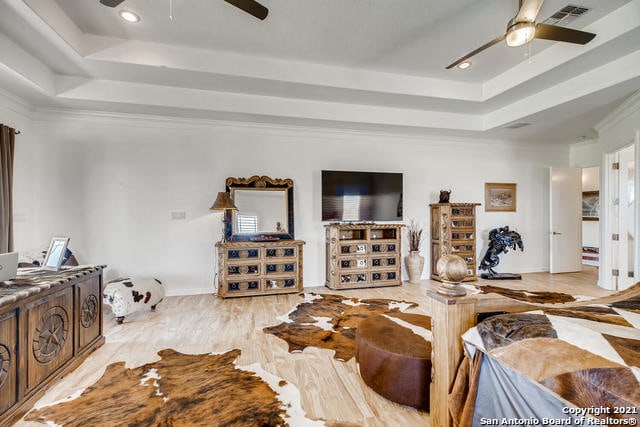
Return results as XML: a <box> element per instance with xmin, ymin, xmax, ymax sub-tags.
<box><xmin>0</xmin><ymin>124</ymin><xmax>15</xmax><ymax>253</ymax></box>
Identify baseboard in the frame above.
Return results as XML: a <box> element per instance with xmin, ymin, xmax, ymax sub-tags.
<box><xmin>165</xmin><ymin>287</ymin><xmax>214</xmax><ymax>297</ymax></box>
<box><xmin>514</xmin><ymin>267</ymin><xmax>550</xmax><ymax>274</ymax></box>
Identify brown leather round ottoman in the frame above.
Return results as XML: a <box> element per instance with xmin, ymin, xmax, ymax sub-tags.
<box><xmin>355</xmin><ymin>313</ymin><xmax>432</xmax><ymax>410</ymax></box>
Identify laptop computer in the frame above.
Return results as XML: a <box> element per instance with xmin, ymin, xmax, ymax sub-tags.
<box><xmin>0</xmin><ymin>252</ymin><xmax>18</xmax><ymax>282</ymax></box>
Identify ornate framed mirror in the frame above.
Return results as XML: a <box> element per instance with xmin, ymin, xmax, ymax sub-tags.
<box><xmin>225</xmin><ymin>175</ymin><xmax>294</xmax><ymax>241</ymax></box>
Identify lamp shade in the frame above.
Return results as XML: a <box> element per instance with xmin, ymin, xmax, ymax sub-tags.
<box><xmin>210</xmin><ymin>192</ymin><xmax>237</xmax><ymax>210</ymax></box>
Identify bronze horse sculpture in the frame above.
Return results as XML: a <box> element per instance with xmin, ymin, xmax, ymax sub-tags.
<box><xmin>479</xmin><ymin>226</ymin><xmax>524</xmax><ymax>279</ymax></box>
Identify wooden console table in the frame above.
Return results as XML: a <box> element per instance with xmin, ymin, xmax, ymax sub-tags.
<box><xmin>0</xmin><ymin>265</ymin><xmax>105</xmax><ymax>424</ymax></box>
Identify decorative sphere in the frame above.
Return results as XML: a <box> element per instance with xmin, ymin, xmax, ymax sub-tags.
<box><xmin>436</xmin><ymin>254</ymin><xmax>467</xmax><ymax>283</ymax></box>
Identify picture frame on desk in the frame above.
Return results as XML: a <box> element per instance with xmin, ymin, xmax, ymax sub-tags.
<box><xmin>42</xmin><ymin>237</ymin><xmax>70</xmax><ymax>271</ymax></box>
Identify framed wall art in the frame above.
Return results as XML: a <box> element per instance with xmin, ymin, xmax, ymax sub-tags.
<box><xmin>582</xmin><ymin>191</ymin><xmax>599</xmax><ymax>221</ymax></box>
<box><xmin>485</xmin><ymin>183</ymin><xmax>517</xmax><ymax>212</ymax></box>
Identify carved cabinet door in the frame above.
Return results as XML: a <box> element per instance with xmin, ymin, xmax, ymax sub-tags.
<box><xmin>76</xmin><ymin>276</ymin><xmax>102</xmax><ymax>350</ymax></box>
<box><xmin>26</xmin><ymin>288</ymin><xmax>74</xmax><ymax>391</ymax></box>
<box><xmin>0</xmin><ymin>310</ymin><xmax>18</xmax><ymax>415</ymax></box>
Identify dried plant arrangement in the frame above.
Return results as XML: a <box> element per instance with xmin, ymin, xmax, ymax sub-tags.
<box><xmin>407</xmin><ymin>220</ymin><xmax>424</xmax><ymax>252</ymax></box>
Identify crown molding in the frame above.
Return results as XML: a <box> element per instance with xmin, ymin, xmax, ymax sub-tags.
<box><xmin>33</xmin><ymin>106</ymin><xmax>569</xmax><ymax>153</ymax></box>
<box><xmin>595</xmin><ymin>90</ymin><xmax>640</xmax><ymax>133</ymax></box>
<box><xmin>570</xmin><ymin>138</ymin><xmax>601</xmax><ymax>150</ymax></box>
<box><xmin>0</xmin><ymin>87</ymin><xmax>35</xmax><ymax>119</ymax></box>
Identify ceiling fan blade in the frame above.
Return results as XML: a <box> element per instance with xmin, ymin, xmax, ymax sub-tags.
<box><xmin>224</xmin><ymin>0</ymin><xmax>268</xmax><ymax>20</ymax></box>
<box><xmin>446</xmin><ymin>34</ymin><xmax>506</xmax><ymax>69</ymax></box>
<box><xmin>514</xmin><ymin>0</ymin><xmax>545</xmax><ymax>22</ymax></box>
<box><xmin>534</xmin><ymin>23</ymin><xmax>596</xmax><ymax>44</ymax></box>
<box><xmin>99</xmin><ymin>0</ymin><xmax>126</xmax><ymax>7</ymax></box>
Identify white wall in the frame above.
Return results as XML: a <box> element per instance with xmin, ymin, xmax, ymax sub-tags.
<box><xmin>570</xmin><ymin>139</ymin><xmax>602</xmax><ymax>167</ymax></box>
<box><xmin>7</xmin><ymin>105</ymin><xmax>570</xmax><ymax>295</ymax></box>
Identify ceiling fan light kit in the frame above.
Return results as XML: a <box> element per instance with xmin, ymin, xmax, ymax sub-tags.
<box><xmin>505</xmin><ymin>21</ymin><xmax>536</xmax><ymax>47</ymax></box>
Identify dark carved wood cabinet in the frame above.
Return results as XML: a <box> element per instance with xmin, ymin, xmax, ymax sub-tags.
<box><xmin>0</xmin><ymin>266</ymin><xmax>105</xmax><ymax>424</ymax></box>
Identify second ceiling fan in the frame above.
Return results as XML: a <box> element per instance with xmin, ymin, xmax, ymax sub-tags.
<box><xmin>446</xmin><ymin>0</ymin><xmax>596</xmax><ymax>69</ymax></box>
<box><xmin>99</xmin><ymin>0</ymin><xmax>268</xmax><ymax>20</ymax></box>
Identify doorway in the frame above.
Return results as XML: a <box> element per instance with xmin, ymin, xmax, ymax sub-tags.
<box><xmin>581</xmin><ymin>167</ymin><xmax>600</xmax><ymax>269</ymax></box>
<box><xmin>604</xmin><ymin>143</ymin><xmax>637</xmax><ymax>290</ymax></box>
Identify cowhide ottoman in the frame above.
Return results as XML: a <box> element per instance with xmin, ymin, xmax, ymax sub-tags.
<box><xmin>103</xmin><ymin>277</ymin><xmax>165</xmax><ymax>324</ymax></box>
<box><xmin>355</xmin><ymin>313</ymin><xmax>432</xmax><ymax>410</ymax></box>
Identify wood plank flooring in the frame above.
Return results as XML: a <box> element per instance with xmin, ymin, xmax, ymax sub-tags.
<box><xmin>15</xmin><ymin>268</ymin><xmax>604</xmax><ymax>426</ymax></box>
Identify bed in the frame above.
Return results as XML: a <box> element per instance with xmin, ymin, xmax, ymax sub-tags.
<box><xmin>449</xmin><ymin>293</ymin><xmax>640</xmax><ymax>426</ymax></box>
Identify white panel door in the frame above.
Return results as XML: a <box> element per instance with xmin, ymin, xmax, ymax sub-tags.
<box><xmin>550</xmin><ymin>167</ymin><xmax>582</xmax><ymax>273</ymax></box>
<box><xmin>616</xmin><ymin>145</ymin><xmax>636</xmax><ymax>289</ymax></box>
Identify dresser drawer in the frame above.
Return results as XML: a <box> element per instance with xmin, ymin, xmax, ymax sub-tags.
<box><xmin>370</xmin><ymin>257</ymin><xmax>397</xmax><ymax>267</ymax></box>
<box><xmin>226</xmin><ymin>263</ymin><xmax>260</xmax><ymax>276</ymax></box>
<box><xmin>340</xmin><ymin>243</ymin><xmax>368</xmax><ymax>255</ymax></box>
<box><xmin>264</xmin><ymin>277</ymin><xmax>298</xmax><ymax>291</ymax></box>
<box><xmin>223</xmin><ymin>279</ymin><xmax>261</xmax><ymax>294</ymax></box>
<box><xmin>370</xmin><ymin>243</ymin><xmax>397</xmax><ymax>253</ymax></box>
<box><xmin>265</xmin><ymin>262</ymin><xmax>297</xmax><ymax>274</ymax></box>
<box><xmin>226</xmin><ymin>248</ymin><xmax>260</xmax><ymax>260</ymax></box>
<box><xmin>265</xmin><ymin>247</ymin><xmax>298</xmax><ymax>258</ymax></box>
<box><xmin>339</xmin><ymin>258</ymin><xmax>367</xmax><ymax>269</ymax></box>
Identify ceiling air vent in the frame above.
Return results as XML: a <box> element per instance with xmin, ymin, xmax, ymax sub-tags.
<box><xmin>543</xmin><ymin>5</ymin><xmax>590</xmax><ymax>26</ymax></box>
<box><xmin>502</xmin><ymin>122</ymin><xmax>531</xmax><ymax>129</ymax></box>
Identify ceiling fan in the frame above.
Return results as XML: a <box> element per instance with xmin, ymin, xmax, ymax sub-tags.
<box><xmin>446</xmin><ymin>0</ymin><xmax>595</xmax><ymax>69</ymax></box>
<box><xmin>99</xmin><ymin>0</ymin><xmax>268</xmax><ymax>20</ymax></box>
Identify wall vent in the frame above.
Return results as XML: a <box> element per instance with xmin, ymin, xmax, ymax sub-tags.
<box><xmin>502</xmin><ymin>122</ymin><xmax>531</xmax><ymax>129</ymax></box>
<box><xmin>543</xmin><ymin>5</ymin><xmax>590</xmax><ymax>26</ymax></box>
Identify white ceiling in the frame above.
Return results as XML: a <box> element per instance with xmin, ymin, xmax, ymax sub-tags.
<box><xmin>0</xmin><ymin>0</ymin><xmax>639</xmax><ymax>143</ymax></box>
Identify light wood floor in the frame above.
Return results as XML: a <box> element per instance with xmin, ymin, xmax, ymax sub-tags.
<box><xmin>16</xmin><ymin>267</ymin><xmax>605</xmax><ymax>426</ymax></box>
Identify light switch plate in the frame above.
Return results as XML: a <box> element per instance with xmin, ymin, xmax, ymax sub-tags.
<box><xmin>171</xmin><ymin>211</ymin><xmax>186</xmax><ymax>220</ymax></box>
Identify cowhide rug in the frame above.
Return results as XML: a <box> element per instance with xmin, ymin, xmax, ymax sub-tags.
<box><xmin>25</xmin><ymin>348</ymin><xmax>323</xmax><ymax>426</ymax></box>
<box><xmin>465</xmin><ymin>282</ymin><xmax>640</xmax><ymax>306</ymax></box>
<box><xmin>263</xmin><ymin>293</ymin><xmax>419</xmax><ymax>361</ymax></box>
<box><xmin>475</xmin><ymin>284</ymin><xmax>580</xmax><ymax>304</ymax></box>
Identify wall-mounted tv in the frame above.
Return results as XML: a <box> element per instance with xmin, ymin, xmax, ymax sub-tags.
<box><xmin>322</xmin><ymin>170</ymin><xmax>403</xmax><ymax>222</ymax></box>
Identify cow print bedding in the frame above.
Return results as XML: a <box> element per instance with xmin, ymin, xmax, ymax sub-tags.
<box><xmin>462</xmin><ymin>294</ymin><xmax>640</xmax><ymax>422</ymax></box>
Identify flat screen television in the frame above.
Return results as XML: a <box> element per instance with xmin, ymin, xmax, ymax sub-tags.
<box><xmin>321</xmin><ymin>170</ymin><xmax>403</xmax><ymax>222</ymax></box>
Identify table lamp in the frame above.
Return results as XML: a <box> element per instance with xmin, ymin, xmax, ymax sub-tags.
<box><xmin>210</xmin><ymin>191</ymin><xmax>237</xmax><ymax>242</ymax></box>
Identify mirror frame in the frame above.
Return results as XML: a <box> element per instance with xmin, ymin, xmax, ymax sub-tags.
<box><xmin>225</xmin><ymin>175</ymin><xmax>295</xmax><ymax>241</ymax></box>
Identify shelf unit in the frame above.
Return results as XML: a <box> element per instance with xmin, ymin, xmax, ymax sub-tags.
<box><xmin>325</xmin><ymin>223</ymin><xmax>403</xmax><ymax>290</ymax></box>
<box><xmin>430</xmin><ymin>203</ymin><xmax>480</xmax><ymax>282</ymax></box>
<box><xmin>216</xmin><ymin>240</ymin><xmax>304</xmax><ymax>298</ymax></box>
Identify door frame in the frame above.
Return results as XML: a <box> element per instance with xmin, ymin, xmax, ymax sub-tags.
<box><xmin>600</xmin><ymin>135</ymin><xmax>640</xmax><ymax>290</ymax></box>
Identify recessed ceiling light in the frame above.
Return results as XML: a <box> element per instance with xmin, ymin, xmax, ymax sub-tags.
<box><xmin>119</xmin><ymin>10</ymin><xmax>140</xmax><ymax>23</ymax></box>
<box><xmin>457</xmin><ymin>61</ymin><xmax>471</xmax><ymax>70</ymax></box>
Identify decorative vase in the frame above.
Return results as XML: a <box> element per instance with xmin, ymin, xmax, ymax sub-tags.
<box><xmin>404</xmin><ymin>251</ymin><xmax>425</xmax><ymax>284</ymax></box>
